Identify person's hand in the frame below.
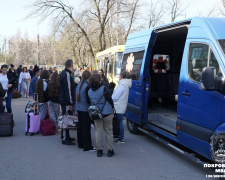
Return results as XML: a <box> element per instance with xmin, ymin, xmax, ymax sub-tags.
<box><xmin>68</xmin><ymin>105</ymin><xmax>73</xmax><ymax>111</ymax></box>
<box><xmin>8</xmin><ymin>84</ymin><xmax>12</xmax><ymax>88</ymax></box>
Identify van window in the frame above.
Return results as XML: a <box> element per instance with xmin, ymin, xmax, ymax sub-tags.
<box><xmin>188</xmin><ymin>43</ymin><xmax>221</xmax><ymax>82</ymax></box>
<box><xmin>122</xmin><ymin>50</ymin><xmax>145</xmax><ymax>80</ymax></box>
<box><xmin>188</xmin><ymin>44</ymin><xmax>209</xmax><ymax>82</ymax></box>
<box><xmin>152</xmin><ymin>54</ymin><xmax>170</xmax><ymax>73</ymax></box>
<box><xmin>209</xmin><ymin>50</ymin><xmax>220</xmax><ymax>75</ymax></box>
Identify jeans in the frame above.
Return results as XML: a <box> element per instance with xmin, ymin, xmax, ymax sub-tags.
<box><xmin>22</xmin><ymin>79</ymin><xmax>30</xmax><ymax>97</ymax></box>
<box><xmin>116</xmin><ymin>113</ymin><xmax>124</xmax><ymax>140</ymax></box>
<box><xmin>49</xmin><ymin>101</ymin><xmax>59</xmax><ymax>127</ymax></box>
<box><xmin>39</xmin><ymin>103</ymin><xmax>47</xmax><ymax>120</ymax></box>
<box><xmin>2</xmin><ymin>91</ymin><xmax>12</xmax><ymax>113</ymax></box>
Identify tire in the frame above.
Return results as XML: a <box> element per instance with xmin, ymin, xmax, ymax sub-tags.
<box><xmin>127</xmin><ymin>119</ymin><xmax>139</xmax><ymax>134</ymax></box>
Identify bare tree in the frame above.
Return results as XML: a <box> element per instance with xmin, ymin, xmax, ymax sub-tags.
<box><xmin>148</xmin><ymin>0</ymin><xmax>165</xmax><ymax>28</ymax></box>
<box><xmin>166</xmin><ymin>0</ymin><xmax>189</xmax><ymax>22</ymax></box>
<box><xmin>27</xmin><ymin>0</ymin><xmax>95</xmax><ymax>60</ymax></box>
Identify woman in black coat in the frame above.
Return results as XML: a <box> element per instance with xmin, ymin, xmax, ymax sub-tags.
<box><xmin>0</xmin><ymin>83</ymin><xmax>6</xmax><ymax>112</ymax></box>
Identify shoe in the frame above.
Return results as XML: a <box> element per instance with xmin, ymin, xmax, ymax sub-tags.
<box><xmin>88</xmin><ymin>147</ymin><xmax>96</xmax><ymax>152</ymax></box>
<box><xmin>115</xmin><ymin>139</ymin><xmax>125</xmax><ymax>144</ymax></box>
<box><xmin>113</xmin><ymin>135</ymin><xmax>119</xmax><ymax>139</ymax></box>
<box><xmin>107</xmin><ymin>149</ymin><xmax>115</xmax><ymax>157</ymax></box>
<box><xmin>62</xmin><ymin>140</ymin><xmax>75</xmax><ymax>145</ymax></box>
<box><xmin>97</xmin><ymin>150</ymin><xmax>103</xmax><ymax>157</ymax></box>
<box><xmin>69</xmin><ymin>137</ymin><xmax>75</xmax><ymax>141</ymax></box>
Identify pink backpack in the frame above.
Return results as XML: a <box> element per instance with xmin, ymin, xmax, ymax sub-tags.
<box><xmin>40</xmin><ymin>119</ymin><xmax>55</xmax><ymax>136</ymax></box>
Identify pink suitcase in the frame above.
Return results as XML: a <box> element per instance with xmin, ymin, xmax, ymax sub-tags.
<box><xmin>25</xmin><ymin>113</ymin><xmax>40</xmax><ymax>136</ymax></box>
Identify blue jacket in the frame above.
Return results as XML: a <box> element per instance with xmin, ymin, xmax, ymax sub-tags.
<box><xmin>76</xmin><ymin>80</ymin><xmax>89</xmax><ymax>112</ymax></box>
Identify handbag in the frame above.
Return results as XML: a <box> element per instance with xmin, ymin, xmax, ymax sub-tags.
<box><xmin>57</xmin><ymin>110</ymin><xmax>78</xmax><ymax>130</ymax></box>
<box><xmin>88</xmin><ymin>90</ymin><xmax>108</xmax><ymax>120</ymax></box>
<box><xmin>113</xmin><ymin>110</ymin><xmax>120</xmax><ymax>136</ymax></box>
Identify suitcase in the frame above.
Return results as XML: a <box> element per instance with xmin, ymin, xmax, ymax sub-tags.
<box><xmin>25</xmin><ymin>112</ymin><xmax>40</xmax><ymax>136</ymax></box>
<box><xmin>0</xmin><ymin>113</ymin><xmax>14</xmax><ymax>136</ymax></box>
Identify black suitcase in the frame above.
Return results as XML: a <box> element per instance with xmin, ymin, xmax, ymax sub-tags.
<box><xmin>0</xmin><ymin>113</ymin><xmax>14</xmax><ymax>136</ymax></box>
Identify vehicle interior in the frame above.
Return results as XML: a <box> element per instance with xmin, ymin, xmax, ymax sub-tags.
<box><xmin>148</xmin><ymin>25</ymin><xmax>190</xmax><ymax>136</ymax></box>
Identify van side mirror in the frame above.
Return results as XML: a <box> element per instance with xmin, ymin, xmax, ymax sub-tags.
<box><xmin>200</xmin><ymin>67</ymin><xmax>216</xmax><ymax>91</ymax></box>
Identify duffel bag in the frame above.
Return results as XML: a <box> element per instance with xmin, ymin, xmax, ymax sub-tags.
<box><xmin>40</xmin><ymin>119</ymin><xmax>55</xmax><ymax>136</ymax></box>
<box><xmin>12</xmin><ymin>89</ymin><xmax>21</xmax><ymax>99</ymax></box>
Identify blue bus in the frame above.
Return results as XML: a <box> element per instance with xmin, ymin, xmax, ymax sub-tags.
<box><xmin>122</xmin><ymin>17</ymin><xmax>225</xmax><ymax>163</ymax></box>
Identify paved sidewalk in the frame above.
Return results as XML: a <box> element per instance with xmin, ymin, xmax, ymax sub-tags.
<box><xmin>0</xmin><ymin>98</ymin><xmax>212</xmax><ymax>180</ymax></box>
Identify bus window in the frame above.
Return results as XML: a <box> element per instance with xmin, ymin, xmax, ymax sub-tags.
<box><xmin>114</xmin><ymin>52</ymin><xmax>123</xmax><ymax>77</ymax></box>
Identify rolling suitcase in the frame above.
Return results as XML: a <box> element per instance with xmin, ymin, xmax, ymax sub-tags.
<box><xmin>0</xmin><ymin>113</ymin><xmax>14</xmax><ymax>136</ymax></box>
<box><xmin>25</xmin><ymin>112</ymin><xmax>40</xmax><ymax>136</ymax></box>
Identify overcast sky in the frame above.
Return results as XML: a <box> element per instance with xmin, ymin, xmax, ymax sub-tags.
<box><xmin>0</xmin><ymin>0</ymin><xmax>223</xmax><ymax>41</ymax></box>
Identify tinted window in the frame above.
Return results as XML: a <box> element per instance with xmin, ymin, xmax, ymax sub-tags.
<box><xmin>209</xmin><ymin>50</ymin><xmax>220</xmax><ymax>75</ymax></box>
<box><xmin>188</xmin><ymin>44</ymin><xmax>208</xmax><ymax>82</ymax></box>
<box><xmin>122</xmin><ymin>50</ymin><xmax>144</xmax><ymax>80</ymax></box>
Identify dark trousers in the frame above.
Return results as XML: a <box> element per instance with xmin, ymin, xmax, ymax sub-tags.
<box><xmin>61</xmin><ymin>105</ymin><xmax>70</xmax><ymax>140</ymax></box>
<box><xmin>77</xmin><ymin>110</ymin><xmax>93</xmax><ymax>150</ymax></box>
<box><xmin>2</xmin><ymin>91</ymin><xmax>12</xmax><ymax>113</ymax></box>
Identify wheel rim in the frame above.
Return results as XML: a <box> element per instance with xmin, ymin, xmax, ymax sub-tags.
<box><xmin>128</xmin><ymin>120</ymin><xmax>135</xmax><ymax>129</ymax></box>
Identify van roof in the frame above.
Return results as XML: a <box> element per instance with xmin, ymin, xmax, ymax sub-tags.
<box><xmin>127</xmin><ymin>17</ymin><xmax>225</xmax><ymax>43</ymax></box>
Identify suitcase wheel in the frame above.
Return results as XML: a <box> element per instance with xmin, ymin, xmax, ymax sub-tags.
<box><xmin>30</xmin><ymin>133</ymin><xmax>33</xmax><ymax>136</ymax></box>
<box><xmin>37</xmin><ymin>132</ymin><xmax>39</xmax><ymax>134</ymax></box>
<box><xmin>25</xmin><ymin>132</ymin><xmax>27</xmax><ymax>136</ymax></box>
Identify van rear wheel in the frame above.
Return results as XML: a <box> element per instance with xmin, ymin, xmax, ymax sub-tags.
<box><xmin>127</xmin><ymin>119</ymin><xmax>139</xmax><ymax>134</ymax></box>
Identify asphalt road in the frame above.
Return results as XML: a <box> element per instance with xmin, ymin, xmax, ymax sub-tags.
<box><xmin>0</xmin><ymin>98</ymin><xmax>215</xmax><ymax>180</ymax></box>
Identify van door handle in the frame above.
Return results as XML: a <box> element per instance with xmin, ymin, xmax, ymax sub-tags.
<box><xmin>136</xmin><ymin>83</ymin><xmax>141</xmax><ymax>87</ymax></box>
<box><xmin>182</xmin><ymin>92</ymin><xmax>191</xmax><ymax>96</ymax></box>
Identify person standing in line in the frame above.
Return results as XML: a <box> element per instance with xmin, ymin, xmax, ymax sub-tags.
<box><xmin>30</xmin><ymin>65</ymin><xmax>41</xmax><ymax>96</ymax></box>
<box><xmin>17</xmin><ymin>65</ymin><xmax>23</xmax><ymax>91</ymax></box>
<box><xmin>76</xmin><ymin>70</ymin><xmax>95</xmax><ymax>151</ymax></box>
<box><xmin>112</xmin><ymin>71</ymin><xmax>132</xmax><ymax>143</ymax></box>
<box><xmin>35</xmin><ymin>70</ymin><xmax>49</xmax><ymax>120</ymax></box>
<box><xmin>0</xmin><ymin>65</ymin><xmax>14</xmax><ymax>113</ymax></box>
<box><xmin>46</xmin><ymin>71</ymin><xmax>60</xmax><ymax>131</ymax></box>
<box><xmin>88</xmin><ymin>73</ymin><xmax>115</xmax><ymax>157</ymax></box>
<box><xmin>28</xmin><ymin>66</ymin><xmax>34</xmax><ymax>79</ymax></box>
<box><xmin>0</xmin><ymin>83</ymin><xmax>6</xmax><ymax>111</ymax></box>
<box><xmin>8</xmin><ymin>64</ymin><xmax>17</xmax><ymax>89</ymax></box>
<box><xmin>19</xmin><ymin>67</ymin><xmax>31</xmax><ymax>98</ymax></box>
<box><xmin>99</xmin><ymin>69</ymin><xmax>109</xmax><ymax>87</ymax></box>
<box><xmin>59</xmin><ymin>59</ymin><xmax>76</xmax><ymax>145</ymax></box>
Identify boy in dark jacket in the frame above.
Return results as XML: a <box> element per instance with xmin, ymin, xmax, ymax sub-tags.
<box><xmin>59</xmin><ymin>59</ymin><xmax>76</xmax><ymax>145</ymax></box>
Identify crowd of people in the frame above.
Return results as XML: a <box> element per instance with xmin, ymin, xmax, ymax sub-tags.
<box><xmin>0</xmin><ymin>59</ymin><xmax>132</xmax><ymax>157</ymax></box>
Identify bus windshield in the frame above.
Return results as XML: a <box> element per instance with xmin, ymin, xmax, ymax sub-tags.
<box><xmin>114</xmin><ymin>52</ymin><xmax>123</xmax><ymax>77</ymax></box>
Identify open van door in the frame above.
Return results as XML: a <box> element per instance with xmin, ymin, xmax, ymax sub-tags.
<box><xmin>122</xmin><ymin>29</ymin><xmax>156</xmax><ymax>129</ymax></box>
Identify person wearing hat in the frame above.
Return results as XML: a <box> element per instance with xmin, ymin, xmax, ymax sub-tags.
<box><xmin>0</xmin><ymin>65</ymin><xmax>15</xmax><ymax>113</ymax></box>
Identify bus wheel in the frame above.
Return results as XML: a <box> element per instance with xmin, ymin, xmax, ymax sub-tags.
<box><xmin>127</xmin><ymin>119</ymin><xmax>139</xmax><ymax>134</ymax></box>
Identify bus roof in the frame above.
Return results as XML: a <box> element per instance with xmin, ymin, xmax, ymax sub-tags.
<box><xmin>96</xmin><ymin>45</ymin><xmax>125</xmax><ymax>57</ymax></box>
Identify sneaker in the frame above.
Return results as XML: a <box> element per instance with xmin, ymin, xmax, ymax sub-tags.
<box><xmin>107</xmin><ymin>149</ymin><xmax>115</xmax><ymax>157</ymax></box>
<box><xmin>97</xmin><ymin>150</ymin><xmax>103</xmax><ymax>157</ymax></box>
<box><xmin>69</xmin><ymin>137</ymin><xmax>75</xmax><ymax>141</ymax></box>
<box><xmin>115</xmin><ymin>139</ymin><xmax>125</xmax><ymax>144</ymax></box>
<box><xmin>88</xmin><ymin>147</ymin><xmax>96</xmax><ymax>152</ymax></box>
<box><xmin>62</xmin><ymin>140</ymin><xmax>75</xmax><ymax>145</ymax></box>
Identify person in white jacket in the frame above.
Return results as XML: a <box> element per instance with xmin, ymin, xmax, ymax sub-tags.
<box><xmin>19</xmin><ymin>67</ymin><xmax>31</xmax><ymax>98</ymax></box>
<box><xmin>112</xmin><ymin>71</ymin><xmax>132</xmax><ymax>143</ymax></box>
